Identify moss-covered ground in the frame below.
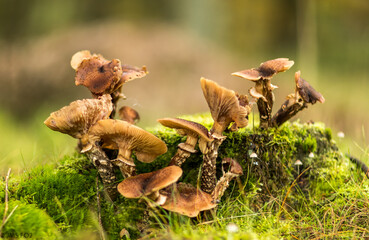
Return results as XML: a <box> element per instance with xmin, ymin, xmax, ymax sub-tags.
<box><xmin>0</xmin><ymin>113</ymin><xmax>368</xmax><ymax>239</ymax></box>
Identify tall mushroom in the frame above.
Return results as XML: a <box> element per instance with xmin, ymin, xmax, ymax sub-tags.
<box><xmin>44</xmin><ymin>95</ymin><xmax>118</xmax><ymax>201</ymax></box>
<box><xmin>212</xmin><ymin>158</ymin><xmax>243</xmax><ymax>201</ymax></box>
<box><xmin>71</xmin><ymin>50</ymin><xmax>147</xmax><ymax>117</ymax></box>
<box><xmin>271</xmin><ymin>71</ymin><xmax>325</xmax><ymax>127</ymax></box>
<box><xmin>232</xmin><ymin>58</ymin><xmax>294</xmax><ymax>129</ymax></box>
<box><xmin>157</xmin><ymin>118</ymin><xmax>213</xmax><ymax>167</ymax></box>
<box><xmin>200</xmin><ymin>78</ymin><xmax>251</xmax><ymax>194</ymax></box>
<box><xmin>160</xmin><ymin>183</ymin><xmax>217</xmax><ymax>218</ymax></box>
<box><xmin>87</xmin><ymin>119</ymin><xmax>168</xmax><ymax>178</ymax></box>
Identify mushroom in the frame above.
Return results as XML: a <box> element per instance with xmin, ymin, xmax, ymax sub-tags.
<box><xmin>119</xmin><ymin>106</ymin><xmax>140</xmax><ymax>124</ymax></box>
<box><xmin>200</xmin><ymin>78</ymin><xmax>251</xmax><ymax>194</ymax></box>
<box><xmin>157</xmin><ymin>118</ymin><xmax>213</xmax><ymax>167</ymax></box>
<box><xmin>212</xmin><ymin>158</ymin><xmax>243</xmax><ymax>201</ymax></box>
<box><xmin>118</xmin><ymin>166</ymin><xmax>182</xmax><ymax>205</ymax></box>
<box><xmin>71</xmin><ymin>50</ymin><xmax>148</xmax><ymax>118</ymax></box>
<box><xmin>160</xmin><ymin>183</ymin><xmax>217</xmax><ymax>218</ymax></box>
<box><xmin>271</xmin><ymin>71</ymin><xmax>325</xmax><ymax>127</ymax></box>
<box><xmin>87</xmin><ymin>119</ymin><xmax>168</xmax><ymax>178</ymax></box>
<box><xmin>232</xmin><ymin>58</ymin><xmax>294</xmax><ymax>129</ymax></box>
<box><xmin>44</xmin><ymin>94</ymin><xmax>118</xmax><ymax>201</ymax></box>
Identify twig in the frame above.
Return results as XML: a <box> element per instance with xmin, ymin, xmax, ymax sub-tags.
<box><xmin>0</xmin><ymin>168</ymin><xmax>12</xmax><ymax>237</ymax></box>
<box><xmin>96</xmin><ymin>176</ymin><xmax>106</xmax><ymax>240</ymax></box>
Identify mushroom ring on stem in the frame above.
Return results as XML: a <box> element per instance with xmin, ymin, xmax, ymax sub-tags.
<box><xmin>232</xmin><ymin>58</ymin><xmax>294</xmax><ymax>129</ymax></box>
<box><xmin>200</xmin><ymin>78</ymin><xmax>251</xmax><ymax>194</ymax></box>
<box><xmin>118</xmin><ymin>166</ymin><xmax>182</xmax><ymax>206</ymax></box>
<box><xmin>157</xmin><ymin>118</ymin><xmax>213</xmax><ymax>167</ymax></box>
<box><xmin>44</xmin><ymin>94</ymin><xmax>118</xmax><ymax>201</ymax></box>
<box><xmin>87</xmin><ymin>119</ymin><xmax>168</xmax><ymax>178</ymax></box>
<box><xmin>271</xmin><ymin>71</ymin><xmax>325</xmax><ymax>127</ymax></box>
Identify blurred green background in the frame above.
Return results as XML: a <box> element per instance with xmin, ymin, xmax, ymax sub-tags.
<box><xmin>0</xmin><ymin>0</ymin><xmax>368</xmax><ymax>174</ymax></box>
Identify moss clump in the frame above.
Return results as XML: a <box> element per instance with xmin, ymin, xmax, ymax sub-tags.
<box><xmin>1</xmin><ymin>114</ymin><xmax>365</xmax><ymax>239</ymax></box>
<box><xmin>0</xmin><ymin>200</ymin><xmax>60</xmax><ymax>239</ymax></box>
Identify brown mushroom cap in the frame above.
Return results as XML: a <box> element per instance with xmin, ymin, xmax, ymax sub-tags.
<box><xmin>88</xmin><ymin>119</ymin><xmax>167</xmax><ymax>163</ymax></box>
<box><xmin>119</xmin><ymin>106</ymin><xmax>140</xmax><ymax>124</ymax></box>
<box><xmin>222</xmin><ymin>158</ymin><xmax>243</xmax><ymax>176</ymax></box>
<box><xmin>44</xmin><ymin>94</ymin><xmax>113</xmax><ymax>139</ymax></box>
<box><xmin>295</xmin><ymin>71</ymin><xmax>325</xmax><ymax>104</ymax></box>
<box><xmin>157</xmin><ymin>118</ymin><xmax>213</xmax><ymax>142</ymax></box>
<box><xmin>161</xmin><ymin>183</ymin><xmax>217</xmax><ymax>217</ymax></box>
<box><xmin>120</xmin><ymin>65</ymin><xmax>148</xmax><ymax>83</ymax></box>
<box><xmin>70</xmin><ymin>50</ymin><xmax>92</xmax><ymax>70</ymax></box>
<box><xmin>232</xmin><ymin>58</ymin><xmax>294</xmax><ymax>81</ymax></box>
<box><xmin>118</xmin><ymin>166</ymin><xmax>182</xmax><ymax>198</ymax></box>
<box><xmin>75</xmin><ymin>55</ymin><xmax>123</xmax><ymax>96</ymax></box>
<box><xmin>200</xmin><ymin>77</ymin><xmax>251</xmax><ymax>136</ymax></box>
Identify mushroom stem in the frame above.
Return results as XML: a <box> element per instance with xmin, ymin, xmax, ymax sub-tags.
<box><xmin>200</xmin><ymin>136</ymin><xmax>225</xmax><ymax>194</ymax></box>
<box><xmin>169</xmin><ymin>148</ymin><xmax>192</xmax><ymax>167</ymax></box>
<box><xmin>257</xmin><ymin>79</ymin><xmax>274</xmax><ymax>129</ymax></box>
<box><xmin>271</xmin><ymin>97</ymin><xmax>307</xmax><ymax>127</ymax></box>
<box><xmin>84</xmin><ymin>145</ymin><xmax>118</xmax><ymax>201</ymax></box>
<box><xmin>212</xmin><ymin>172</ymin><xmax>236</xmax><ymax>201</ymax></box>
<box><xmin>169</xmin><ymin>135</ymin><xmax>198</xmax><ymax>167</ymax></box>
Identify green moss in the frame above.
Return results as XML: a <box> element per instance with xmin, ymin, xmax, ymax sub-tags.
<box><xmin>1</xmin><ymin>114</ymin><xmax>367</xmax><ymax>239</ymax></box>
<box><xmin>0</xmin><ymin>200</ymin><xmax>60</xmax><ymax>239</ymax></box>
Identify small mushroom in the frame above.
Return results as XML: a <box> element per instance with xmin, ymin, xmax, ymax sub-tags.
<box><xmin>119</xmin><ymin>106</ymin><xmax>140</xmax><ymax>124</ymax></box>
<box><xmin>44</xmin><ymin>94</ymin><xmax>118</xmax><ymax>201</ymax></box>
<box><xmin>271</xmin><ymin>71</ymin><xmax>325</xmax><ymax>127</ymax></box>
<box><xmin>118</xmin><ymin>166</ymin><xmax>182</xmax><ymax>205</ymax></box>
<box><xmin>212</xmin><ymin>158</ymin><xmax>243</xmax><ymax>201</ymax></box>
<box><xmin>87</xmin><ymin>119</ymin><xmax>168</xmax><ymax>178</ymax></box>
<box><xmin>199</xmin><ymin>78</ymin><xmax>251</xmax><ymax>194</ymax></box>
<box><xmin>232</xmin><ymin>58</ymin><xmax>294</xmax><ymax>129</ymax></box>
<box><xmin>161</xmin><ymin>183</ymin><xmax>217</xmax><ymax>218</ymax></box>
<box><xmin>157</xmin><ymin>118</ymin><xmax>213</xmax><ymax>167</ymax></box>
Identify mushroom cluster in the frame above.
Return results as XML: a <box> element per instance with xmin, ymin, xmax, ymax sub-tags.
<box><xmin>44</xmin><ymin>52</ymin><xmax>325</xmax><ymax>223</ymax></box>
<box><xmin>233</xmin><ymin>58</ymin><xmax>324</xmax><ymax>129</ymax></box>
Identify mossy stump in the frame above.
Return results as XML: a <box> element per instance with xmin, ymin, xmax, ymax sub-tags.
<box><xmin>1</xmin><ymin>114</ymin><xmax>364</xmax><ymax>239</ymax></box>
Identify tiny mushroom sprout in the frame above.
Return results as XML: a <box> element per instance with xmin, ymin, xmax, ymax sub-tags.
<box><xmin>157</xmin><ymin>118</ymin><xmax>213</xmax><ymax>167</ymax></box>
<box><xmin>71</xmin><ymin>50</ymin><xmax>148</xmax><ymax>118</ymax></box>
<box><xmin>161</xmin><ymin>183</ymin><xmax>217</xmax><ymax>218</ymax></box>
<box><xmin>44</xmin><ymin>94</ymin><xmax>118</xmax><ymax>201</ymax></box>
<box><xmin>232</xmin><ymin>58</ymin><xmax>294</xmax><ymax>129</ymax></box>
<box><xmin>200</xmin><ymin>77</ymin><xmax>252</xmax><ymax>194</ymax></box>
<box><xmin>118</xmin><ymin>166</ymin><xmax>182</xmax><ymax>205</ymax></box>
<box><xmin>271</xmin><ymin>71</ymin><xmax>325</xmax><ymax>127</ymax></box>
<box><xmin>87</xmin><ymin>119</ymin><xmax>168</xmax><ymax>178</ymax></box>
<box><xmin>212</xmin><ymin>158</ymin><xmax>243</xmax><ymax>201</ymax></box>
<box><xmin>119</xmin><ymin>106</ymin><xmax>140</xmax><ymax>125</ymax></box>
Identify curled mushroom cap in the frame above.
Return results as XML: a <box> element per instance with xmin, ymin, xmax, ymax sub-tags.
<box><xmin>200</xmin><ymin>78</ymin><xmax>251</xmax><ymax>136</ymax></box>
<box><xmin>119</xmin><ymin>106</ymin><xmax>140</xmax><ymax>124</ymax></box>
<box><xmin>88</xmin><ymin>119</ymin><xmax>167</xmax><ymax>164</ymax></box>
<box><xmin>232</xmin><ymin>58</ymin><xmax>294</xmax><ymax>81</ymax></box>
<box><xmin>161</xmin><ymin>183</ymin><xmax>217</xmax><ymax>217</ymax></box>
<box><xmin>70</xmin><ymin>50</ymin><xmax>93</xmax><ymax>70</ymax></box>
<box><xmin>75</xmin><ymin>55</ymin><xmax>123</xmax><ymax>96</ymax></box>
<box><xmin>44</xmin><ymin>94</ymin><xmax>113</xmax><ymax>139</ymax></box>
<box><xmin>118</xmin><ymin>166</ymin><xmax>182</xmax><ymax>199</ymax></box>
<box><xmin>295</xmin><ymin>71</ymin><xmax>325</xmax><ymax>104</ymax></box>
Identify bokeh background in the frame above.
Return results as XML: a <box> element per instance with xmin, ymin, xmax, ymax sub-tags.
<box><xmin>0</xmin><ymin>0</ymin><xmax>368</xmax><ymax>174</ymax></box>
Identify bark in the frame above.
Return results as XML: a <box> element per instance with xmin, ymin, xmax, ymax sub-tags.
<box><xmin>85</xmin><ymin>146</ymin><xmax>118</xmax><ymax>201</ymax></box>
